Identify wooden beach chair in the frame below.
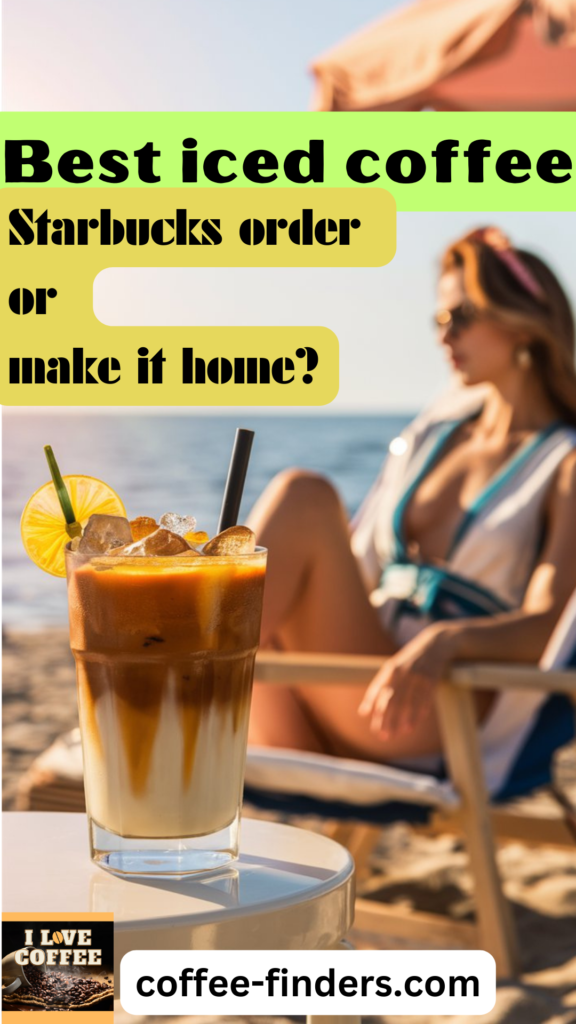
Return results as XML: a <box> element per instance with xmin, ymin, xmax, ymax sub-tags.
<box><xmin>247</xmin><ymin>596</ymin><xmax>576</xmax><ymax>978</ymax></box>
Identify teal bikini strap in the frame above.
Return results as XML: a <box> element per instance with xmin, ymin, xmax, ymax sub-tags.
<box><xmin>391</xmin><ymin>417</ymin><xmax>470</xmax><ymax>561</ymax></box>
<box><xmin>446</xmin><ymin>420</ymin><xmax>563</xmax><ymax>559</ymax></box>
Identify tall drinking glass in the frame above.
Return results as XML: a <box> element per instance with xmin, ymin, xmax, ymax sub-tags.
<box><xmin>65</xmin><ymin>546</ymin><xmax>266</xmax><ymax>877</ymax></box>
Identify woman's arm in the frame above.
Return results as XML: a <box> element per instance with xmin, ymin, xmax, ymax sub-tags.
<box><xmin>359</xmin><ymin>449</ymin><xmax>576</xmax><ymax>737</ymax></box>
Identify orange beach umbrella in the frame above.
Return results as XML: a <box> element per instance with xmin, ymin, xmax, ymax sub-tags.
<box><xmin>311</xmin><ymin>0</ymin><xmax>576</xmax><ymax>111</ymax></box>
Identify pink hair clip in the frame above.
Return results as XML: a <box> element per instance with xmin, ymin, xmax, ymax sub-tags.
<box><xmin>470</xmin><ymin>227</ymin><xmax>546</xmax><ymax>302</ymax></box>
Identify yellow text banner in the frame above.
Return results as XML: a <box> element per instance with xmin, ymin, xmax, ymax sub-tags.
<box><xmin>0</xmin><ymin>188</ymin><xmax>369</xmax><ymax>405</ymax></box>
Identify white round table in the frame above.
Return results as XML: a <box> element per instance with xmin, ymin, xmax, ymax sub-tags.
<box><xmin>3</xmin><ymin>812</ymin><xmax>355</xmax><ymax>974</ymax></box>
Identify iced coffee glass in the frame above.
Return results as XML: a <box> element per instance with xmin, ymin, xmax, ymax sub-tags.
<box><xmin>65</xmin><ymin>545</ymin><xmax>266</xmax><ymax>877</ymax></box>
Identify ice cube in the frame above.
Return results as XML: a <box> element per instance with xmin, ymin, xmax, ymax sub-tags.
<box><xmin>159</xmin><ymin>512</ymin><xmax>197</xmax><ymax>537</ymax></box>
<box><xmin>203</xmin><ymin>526</ymin><xmax>256</xmax><ymax>555</ymax></box>
<box><xmin>113</xmin><ymin>527</ymin><xmax>191</xmax><ymax>556</ymax></box>
<box><xmin>130</xmin><ymin>516</ymin><xmax>158</xmax><ymax>541</ymax></box>
<box><xmin>184</xmin><ymin>530</ymin><xmax>209</xmax><ymax>548</ymax></box>
<box><xmin>78</xmin><ymin>514</ymin><xmax>132</xmax><ymax>554</ymax></box>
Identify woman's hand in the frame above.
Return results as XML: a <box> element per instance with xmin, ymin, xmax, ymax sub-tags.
<box><xmin>358</xmin><ymin>623</ymin><xmax>460</xmax><ymax>738</ymax></box>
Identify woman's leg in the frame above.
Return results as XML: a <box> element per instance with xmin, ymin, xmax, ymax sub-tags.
<box><xmin>248</xmin><ymin>469</ymin><xmax>392</xmax><ymax>654</ymax></box>
<box><xmin>246</xmin><ymin>469</ymin><xmax>453</xmax><ymax>760</ymax></box>
<box><xmin>247</xmin><ymin>469</ymin><xmax>395</xmax><ymax>753</ymax></box>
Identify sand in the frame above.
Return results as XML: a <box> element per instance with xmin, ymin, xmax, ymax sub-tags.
<box><xmin>3</xmin><ymin>627</ymin><xmax>576</xmax><ymax>1023</ymax></box>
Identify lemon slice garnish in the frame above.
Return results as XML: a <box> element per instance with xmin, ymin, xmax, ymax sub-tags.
<box><xmin>21</xmin><ymin>475</ymin><xmax>126</xmax><ymax>578</ymax></box>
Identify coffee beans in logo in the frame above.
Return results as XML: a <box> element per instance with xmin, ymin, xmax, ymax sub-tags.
<box><xmin>10</xmin><ymin>966</ymin><xmax>113</xmax><ymax>1008</ymax></box>
<box><xmin>52</xmin><ymin>931</ymin><xmax>64</xmax><ymax>944</ymax></box>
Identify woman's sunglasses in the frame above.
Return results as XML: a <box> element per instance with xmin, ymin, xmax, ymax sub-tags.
<box><xmin>433</xmin><ymin>303</ymin><xmax>480</xmax><ymax>336</ymax></box>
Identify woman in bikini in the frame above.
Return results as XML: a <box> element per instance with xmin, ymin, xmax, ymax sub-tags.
<box><xmin>247</xmin><ymin>227</ymin><xmax>576</xmax><ymax>767</ymax></box>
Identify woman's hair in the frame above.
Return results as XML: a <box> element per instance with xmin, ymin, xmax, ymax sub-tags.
<box><xmin>441</xmin><ymin>227</ymin><xmax>576</xmax><ymax>425</ymax></box>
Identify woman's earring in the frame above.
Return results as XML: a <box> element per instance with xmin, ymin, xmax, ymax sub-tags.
<box><xmin>516</xmin><ymin>346</ymin><xmax>533</xmax><ymax>370</ymax></box>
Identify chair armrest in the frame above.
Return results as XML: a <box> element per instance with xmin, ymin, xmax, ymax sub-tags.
<box><xmin>450</xmin><ymin>662</ymin><xmax>576</xmax><ymax>695</ymax></box>
<box><xmin>255</xmin><ymin>651</ymin><xmax>576</xmax><ymax>696</ymax></box>
<box><xmin>255</xmin><ymin>650</ymin><xmax>383</xmax><ymax>685</ymax></box>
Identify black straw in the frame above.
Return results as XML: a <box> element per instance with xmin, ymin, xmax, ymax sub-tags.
<box><xmin>217</xmin><ymin>428</ymin><xmax>255</xmax><ymax>533</ymax></box>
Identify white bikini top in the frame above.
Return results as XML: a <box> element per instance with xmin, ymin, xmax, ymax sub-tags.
<box><xmin>352</xmin><ymin>385</ymin><xmax>576</xmax><ymax>611</ymax></box>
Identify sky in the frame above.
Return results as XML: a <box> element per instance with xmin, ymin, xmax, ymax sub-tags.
<box><xmin>2</xmin><ymin>0</ymin><xmax>574</xmax><ymax>412</ymax></box>
<box><xmin>2</xmin><ymin>0</ymin><xmax>398</xmax><ymax>112</ymax></box>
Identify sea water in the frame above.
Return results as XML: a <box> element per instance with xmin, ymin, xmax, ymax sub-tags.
<box><xmin>3</xmin><ymin>412</ymin><xmax>411</xmax><ymax>628</ymax></box>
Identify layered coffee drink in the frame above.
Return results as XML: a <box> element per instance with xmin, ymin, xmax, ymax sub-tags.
<box><xmin>66</xmin><ymin>515</ymin><xmax>265</xmax><ymax>875</ymax></box>
<box><xmin>67</xmin><ymin>542</ymin><xmax>265</xmax><ymax>844</ymax></box>
<box><xmin>21</xmin><ymin>440</ymin><xmax>264</xmax><ymax>876</ymax></box>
